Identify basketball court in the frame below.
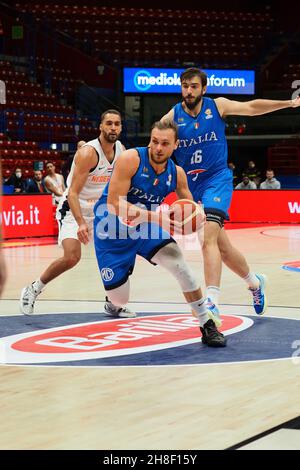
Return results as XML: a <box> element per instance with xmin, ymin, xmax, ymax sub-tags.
<box><xmin>1</xmin><ymin>223</ymin><xmax>300</xmax><ymax>450</ymax></box>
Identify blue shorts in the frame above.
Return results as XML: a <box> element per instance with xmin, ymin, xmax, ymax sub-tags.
<box><xmin>94</xmin><ymin>211</ymin><xmax>175</xmax><ymax>290</ymax></box>
<box><xmin>191</xmin><ymin>167</ymin><xmax>233</xmax><ymax>219</ymax></box>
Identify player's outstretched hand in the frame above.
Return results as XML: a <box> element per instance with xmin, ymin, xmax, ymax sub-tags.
<box><xmin>291</xmin><ymin>96</ymin><xmax>300</xmax><ymax>108</ymax></box>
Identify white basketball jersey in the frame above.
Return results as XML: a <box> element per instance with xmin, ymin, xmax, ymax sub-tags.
<box><xmin>44</xmin><ymin>173</ymin><xmax>65</xmax><ymax>205</ymax></box>
<box><xmin>63</xmin><ymin>137</ymin><xmax>123</xmax><ymax>208</ymax></box>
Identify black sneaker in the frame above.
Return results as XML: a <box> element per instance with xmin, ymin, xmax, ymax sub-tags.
<box><xmin>200</xmin><ymin>319</ymin><xmax>227</xmax><ymax>347</ymax></box>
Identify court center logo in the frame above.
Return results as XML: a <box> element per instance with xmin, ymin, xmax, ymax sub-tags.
<box><xmin>100</xmin><ymin>268</ymin><xmax>114</xmax><ymax>282</ymax></box>
<box><xmin>0</xmin><ymin>311</ymin><xmax>300</xmax><ymax>366</ymax></box>
<box><xmin>0</xmin><ymin>313</ymin><xmax>249</xmax><ymax>365</ymax></box>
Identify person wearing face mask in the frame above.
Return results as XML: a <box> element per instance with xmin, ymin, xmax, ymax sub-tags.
<box><xmin>5</xmin><ymin>167</ymin><xmax>26</xmax><ymax>193</ymax></box>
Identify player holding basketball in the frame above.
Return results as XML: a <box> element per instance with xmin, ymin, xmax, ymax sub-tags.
<box><xmin>162</xmin><ymin>67</ymin><xmax>300</xmax><ymax>318</ymax></box>
<box><xmin>20</xmin><ymin>109</ymin><xmax>135</xmax><ymax>318</ymax></box>
<box><xmin>93</xmin><ymin>120</ymin><xmax>226</xmax><ymax>347</ymax></box>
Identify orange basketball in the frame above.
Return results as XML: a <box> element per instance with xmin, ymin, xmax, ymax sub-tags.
<box><xmin>170</xmin><ymin>199</ymin><xmax>205</xmax><ymax>235</ymax></box>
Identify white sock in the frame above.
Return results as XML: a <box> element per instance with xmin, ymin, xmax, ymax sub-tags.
<box><xmin>207</xmin><ymin>286</ymin><xmax>220</xmax><ymax>305</ymax></box>
<box><xmin>189</xmin><ymin>297</ymin><xmax>209</xmax><ymax>327</ymax></box>
<box><xmin>243</xmin><ymin>272</ymin><xmax>259</xmax><ymax>290</ymax></box>
<box><xmin>32</xmin><ymin>279</ymin><xmax>46</xmax><ymax>294</ymax></box>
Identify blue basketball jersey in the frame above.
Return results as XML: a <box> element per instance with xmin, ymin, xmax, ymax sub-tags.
<box><xmin>127</xmin><ymin>146</ymin><xmax>177</xmax><ymax>210</ymax></box>
<box><xmin>95</xmin><ymin>146</ymin><xmax>177</xmax><ymax>212</ymax></box>
<box><xmin>93</xmin><ymin>147</ymin><xmax>177</xmax><ymax>290</ymax></box>
<box><xmin>173</xmin><ymin>97</ymin><xmax>228</xmax><ymax>193</ymax></box>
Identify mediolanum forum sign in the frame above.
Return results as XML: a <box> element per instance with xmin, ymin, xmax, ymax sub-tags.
<box><xmin>123</xmin><ymin>68</ymin><xmax>255</xmax><ymax>95</ymax></box>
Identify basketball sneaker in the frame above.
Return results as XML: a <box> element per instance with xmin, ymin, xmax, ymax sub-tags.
<box><xmin>249</xmin><ymin>274</ymin><xmax>267</xmax><ymax>315</ymax></box>
<box><xmin>104</xmin><ymin>297</ymin><xmax>136</xmax><ymax>318</ymax></box>
<box><xmin>207</xmin><ymin>298</ymin><xmax>222</xmax><ymax>328</ymax></box>
<box><xmin>20</xmin><ymin>283</ymin><xmax>41</xmax><ymax>315</ymax></box>
<box><xmin>200</xmin><ymin>319</ymin><xmax>227</xmax><ymax>347</ymax></box>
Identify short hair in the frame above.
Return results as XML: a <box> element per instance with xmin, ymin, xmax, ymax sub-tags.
<box><xmin>100</xmin><ymin>109</ymin><xmax>122</xmax><ymax>123</ymax></box>
<box><xmin>77</xmin><ymin>140</ymin><xmax>86</xmax><ymax>149</ymax></box>
<box><xmin>180</xmin><ymin>67</ymin><xmax>207</xmax><ymax>87</ymax></box>
<box><xmin>266</xmin><ymin>169</ymin><xmax>274</xmax><ymax>173</ymax></box>
<box><xmin>151</xmin><ymin>120</ymin><xmax>178</xmax><ymax>141</ymax></box>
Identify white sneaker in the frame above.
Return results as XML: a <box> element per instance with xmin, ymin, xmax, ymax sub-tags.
<box><xmin>104</xmin><ymin>297</ymin><xmax>136</xmax><ymax>318</ymax></box>
<box><xmin>207</xmin><ymin>298</ymin><xmax>222</xmax><ymax>328</ymax></box>
<box><xmin>20</xmin><ymin>283</ymin><xmax>40</xmax><ymax>315</ymax></box>
<box><xmin>192</xmin><ymin>303</ymin><xmax>222</xmax><ymax>328</ymax></box>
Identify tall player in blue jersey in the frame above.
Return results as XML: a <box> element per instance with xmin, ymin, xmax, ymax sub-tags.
<box><xmin>162</xmin><ymin>67</ymin><xmax>300</xmax><ymax>318</ymax></box>
<box><xmin>93</xmin><ymin>120</ymin><xmax>226</xmax><ymax>347</ymax></box>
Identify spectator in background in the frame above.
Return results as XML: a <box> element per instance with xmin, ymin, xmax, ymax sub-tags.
<box><xmin>62</xmin><ymin>140</ymin><xmax>86</xmax><ymax>184</ymax></box>
<box><xmin>260</xmin><ymin>169</ymin><xmax>281</xmax><ymax>189</ymax></box>
<box><xmin>77</xmin><ymin>140</ymin><xmax>86</xmax><ymax>149</ymax></box>
<box><xmin>5</xmin><ymin>167</ymin><xmax>26</xmax><ymax>193</ymax></box>
<box><xmin>44</xmin><ymin>161</ymin><xmax>66</xmax><ymax>205</ymax></box>
<box><xmin>242</xmin><ymin>160</ymin><xmax>262</xmax><ymax>187</ymax></box>
<box><xmin>26</xmin><ymin>170</ymin><xmax>47</xmax><ymax>194</ymax></box>
<box><xmin>228</xmin><ymin>162</ymin><xmax>239</xmax><ymax>187</ymax></box>
<box><xmin>235</xmin><ymin>176</ymin><xmax>257</xmax><ymax>190</ymax></box>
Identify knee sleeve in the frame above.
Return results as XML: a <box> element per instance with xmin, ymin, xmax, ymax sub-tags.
<box><xmin>151</xmin><ymin>244</ymin><xmax>199</xmax><ymax>293</ymax></box>
<box><xmin>106</xmin><ymin>279</ymin><xmax>130</xmax><ymax>306</ymax></box>
<box><xmin>205</xmin><ymin>211</ymin><xmax>225</xmax><ymax>228</ymax></box>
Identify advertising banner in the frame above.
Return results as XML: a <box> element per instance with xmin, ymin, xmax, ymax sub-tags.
<box><xmin>1</xmin><ymin>195</ymin><xmax>56</xmax><ymax>239</ymax></box>
<box><xmin>123</xmin><ymin>68</ymin><xmax>255</xmax><ymax>95</ymax></box>
<box><xmin>164</xmin><ymin>190</ymin><xmax>300</xmax><ymax>223</ymax></box>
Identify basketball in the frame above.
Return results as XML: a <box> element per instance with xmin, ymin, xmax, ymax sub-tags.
<box><xmin>169</xmin><ymin>199</ymin><xmax>205</xmax><ymax>235</ymax></box>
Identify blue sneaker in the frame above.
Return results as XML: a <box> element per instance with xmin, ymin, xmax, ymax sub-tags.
<box><xmin>249</xmin><ymin>274</ymin><xmax>267</xmax><ymax>315</ymax></box>
<box><xmin>207</xmin><ymin>298</ymin><xmax>222</xmax><ymax>328</ymax></box>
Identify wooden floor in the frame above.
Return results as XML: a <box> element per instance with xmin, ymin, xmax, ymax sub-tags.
<box><xmin>1</xmin><ymin>224</ymin><xmax>300</xmax><ymax>450</ymax></box>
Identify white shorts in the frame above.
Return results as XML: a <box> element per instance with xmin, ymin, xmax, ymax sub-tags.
<box><xmin>56</xmin><ymin>200</ymin><xmax>94</xmax><ymax>246</ymax></box>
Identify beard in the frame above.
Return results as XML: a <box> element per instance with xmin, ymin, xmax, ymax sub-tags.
<box><xmin>149</xmin><ymin>151</ymin><xmax>169</xmax><ymax>165</ymax></box>
<box><xmin>102</xmin><ymin>131</ymin><xmax>119</xmax><ymax>143</ymax></box>
<box><xmin>183</xmin><ymin>93</ymin><xmax>203</xmax><ymax>110</ymax></box>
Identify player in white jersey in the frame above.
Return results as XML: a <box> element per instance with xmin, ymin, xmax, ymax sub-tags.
<box><xmin>44</xmin><ymin>162</ymin><xmax>66</xmax><ymax>205</ymax></box>
<box><xmin>57</xmin><ymin>133</ymin><xmax>123</xmax><ymax>246</ymax></box>
<box><xmin>20</xmin><ymin>110</ymin><xmax>136</xmax><ymax>318</ymax></box>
